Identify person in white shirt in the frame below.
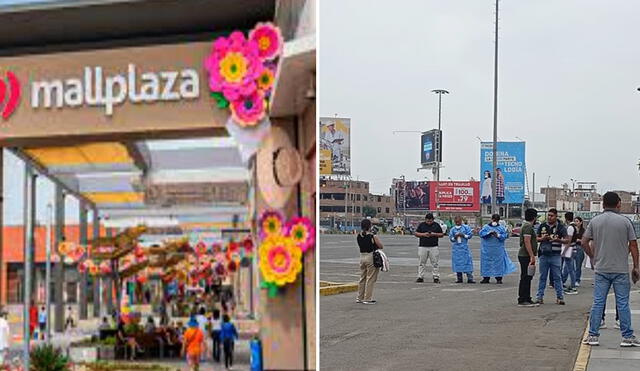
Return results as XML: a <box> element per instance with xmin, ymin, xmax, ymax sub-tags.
<box><xmin>560</xmin><ymin>212</ymin><xmax>578</xmax><ymax>294</ymax></box>
<box><xmin>210</xmin><ymin>309</ymin><xmax>222</xmax><ymax>363</ymax></box>
<box><xmin>323</xmin><ymin>122</ymin><xmax>344</xmax><ymax>165</ymax></box>
<box><xmin>0</xmin><ymin>312</ymin><xmax>10</xmax><ymax>364</ymax></box>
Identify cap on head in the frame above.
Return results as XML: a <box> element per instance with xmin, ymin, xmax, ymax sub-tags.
<box><xmin>425</xmin><ymin>213</ymin><xmax>434</xmax><ymax>220</ymax></box>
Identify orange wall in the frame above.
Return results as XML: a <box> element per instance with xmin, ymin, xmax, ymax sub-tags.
<box><xmin>1</xmin><ymin>224</ymin><xmax>105</xmax><ymax>263</ymax></box>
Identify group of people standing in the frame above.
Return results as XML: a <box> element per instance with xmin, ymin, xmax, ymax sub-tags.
<box><xmin>414</xmin><ymin>213</ymin><xmax>515</xmax><ymax>285</ymax></box>
<box><xmin>355</xmin><ymin>191</ymin><xmax>640</xmax><ymax>348</ymax></box>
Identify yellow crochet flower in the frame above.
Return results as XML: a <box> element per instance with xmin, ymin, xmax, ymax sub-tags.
<box><xmin>219</xmin><ymin>52</ymin><xmax>249</xmax><ymax>83</ymax></box>
<box><xmin>259</xmin><ymin>235</ymin><xmax>302</xmax><ymax>286</ymax></box>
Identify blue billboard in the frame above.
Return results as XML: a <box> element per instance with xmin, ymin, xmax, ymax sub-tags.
<box><xmin>480</xmin><ymin>142</ymin><xmax>525</xmax><ymax>205</ymax></box>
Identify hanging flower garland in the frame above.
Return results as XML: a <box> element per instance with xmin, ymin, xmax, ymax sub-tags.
<box><xmin>204</xmin><ymin>22</ymin><xmax>283</xmax><ymax>127</ymax></box>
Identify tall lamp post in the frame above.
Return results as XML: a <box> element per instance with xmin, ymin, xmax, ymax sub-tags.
<box><xmin>490</xmin><ymin>0</ymin><xmax>500</xmax><ymax>217</ymax></box>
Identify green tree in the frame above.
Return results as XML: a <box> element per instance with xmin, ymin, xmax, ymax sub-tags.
<box><xmin>363</xmin><ymin>206</ymin><xmax>377</xmax><ymax>218</ymax></box>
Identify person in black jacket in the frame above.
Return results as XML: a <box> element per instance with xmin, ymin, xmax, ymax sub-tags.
<box><xmin>356</xmin><ymin>219</ymin><xmax>384</xmax><ymax>305</ymax></box>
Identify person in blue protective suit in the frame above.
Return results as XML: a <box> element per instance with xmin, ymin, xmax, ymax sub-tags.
<box><xmin>449</xmin><ymin>216</ymin><xmax>476</xmax><ymax>283</ymax></box>
<box><xmin>479</xmin><ymin>214</ymin><xmax>516</xmax><ymax>284</ymax></box>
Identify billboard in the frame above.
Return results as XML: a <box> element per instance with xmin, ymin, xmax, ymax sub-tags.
<box><xmin>395</xmin><ymin>181</ymin><xmax>430</xmax><ymax>210</ymax></box>
<box><xmin>319</xmin><ymin>117</ymin><xmax>351</xmax><ymax>175</ymax></box>
<box><xmin>428</xmin><ymin>181</ymin><xmax>480</xmax><ymax>212</ymax></box>
<box><xmin>480</xmin><ymin>142</ymin><xmax>525</xmax><ymax>204</ymax></box>
<box><xmin>421</xmin><ymin>129</ymin><xmax>442</xmax><ymax>166</ymax></box>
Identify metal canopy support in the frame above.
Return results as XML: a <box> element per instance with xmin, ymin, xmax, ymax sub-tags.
<box><xmin>54</xmin><ymin>185</ymin><xmax>65</xmax><ymax>333</ymax></box>
<box><xmin>124</xmin><ymin>141</ymin><xmax>151</xmax><ymax>174</ymax></box>
<box><xmin>106</xmin><ymin>228</ymin><xmax>115</xmax><ymax>316</ymax></box>
<box><xmin>22</xmin><ymin>164</ymin><xmax>35</xmax><ymax>368</ymax></box>
<box><xmin>9</xmin><ymin>148</ymin><xmax>96</xmax><ymax>210</ymax></box>
<box><xmin>92</xmin><ymin>208</ymin><xmax>101</xmax><ymax>318</ymax></box>
<box><xmin>78</xmin><ymin>202</ymin><xmax>88</xmax><ymax>320</ymax></box>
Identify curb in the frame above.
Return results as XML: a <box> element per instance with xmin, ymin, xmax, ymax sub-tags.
<box><xmin>320</xmin><ymin>283</ymin><xmax>358</xmax><ymax>296</ymax></box>
<box><xmin>573</xmin><ymin>319</ymin><xmax>591</xmax><ymax>371</ymax></box>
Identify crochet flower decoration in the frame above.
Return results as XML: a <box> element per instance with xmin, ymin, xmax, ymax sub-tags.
<box><xmin>285</xmin><ymin>217</ymin><xmax>315</xmax><ymax>253</ymax></box>
<box><xmin>229</xmin><ymin>89</ymin><xmax>267</xmax><ymax>126</ymax></box>
<box><xmin>259</xmin><ymin>209</ymin><xmax>285</xmax><ymax>239</ymax></box>
<box><xmin>249</xmin><ymin>22</ymin><xmax>283</xmax><ymax>61</ymax></box>
<box><xmin>205</xmin><ymin>31</ymin><xmax>261</xmax><ymax>102</ymax></box>
<box><xmin>259</xmin><ymin>235</ymin><xmax>302</xmax><ymax>287</ymax></box>
<box><xmin>205</xmin><ymin>23</ymin><xmax>283</xmax><ymax>127</ymax></box>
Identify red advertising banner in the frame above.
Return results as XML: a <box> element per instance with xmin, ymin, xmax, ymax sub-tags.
<box><xmin>428</xmin><ymin>181</ymin><xmax>480</xmax><ymax>212</ymax></box>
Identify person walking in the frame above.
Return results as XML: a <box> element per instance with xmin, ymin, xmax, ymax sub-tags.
<box><xmin>415</xmin><ymin>213</ymin><xmax>444</xmax><ymax>284</ymax></box>
<box><xmin>182</xmin><ymin>316</ymin><xmax>206</xmax><ymax>371</ymax></box>
<box><xmin>573</xmin><ymin>217</ymin><xmax>586</xmax><ymax>287</ymax></box>
<box><xmin>220</xmin><ymin>314</ymin><xmax>239</xmax><ymax>371</ymax></box>
<box><xmin>479</xmin><ymin>214</ymin><xmax>514</xmax><ymax>284</ymax></box>
<box><xmin>38</xmin><ymin>306</ymin><xmax>47</xmax><ymax>340</ymax></box>
<box><xmin>29</xmin><ymin>300</ymin><xmax>37</xmax><ymax>340</ymax></box>
<box><xmin>561</xmin><ymin>212</ymin><xmax>578</xmax><ymax>295</ymax></box>
<box><xmin>581</xmin><ymin>191</ymin><xmax>640</xmax><ymax>347</ymax></box>
<box><xmin>356</xmin><ymin>219</ymin><xmax>383</xmax><ymax>304</ymax></box>
<box><xmin>536</xmin><ymin>208</ymin><xmax>568</xmax><ymax>305</ymax></box>
<box><xmin>0</xmin><ymin>312</ymin><xmax>10</xmax><ymax>364</ymax></box>
<box><xmin>210</xmin><ymin>309</ymin><xmax>222</xmax><ymax>363</ymax></box>
<box><xmin>448</xmin><ymin>216</ymin><xmax>475</xmax><ymax>283</ymax></box>
<box><xmin>517</xmin><ymin>208</ymin><xmax>539</xmax><ymax>306</ymax></box>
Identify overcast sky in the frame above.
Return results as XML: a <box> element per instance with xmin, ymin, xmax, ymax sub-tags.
<box><xmin>319</xmin><ymin>0</ymin><xmax>640</xmax><ymax>196</ymax></box>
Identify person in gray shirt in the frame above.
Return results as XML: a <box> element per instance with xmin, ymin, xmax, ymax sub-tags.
<box><xmin>581</xmin><ymin>192</ymin><xmax>640</xmax><ymax>347</ymax></box>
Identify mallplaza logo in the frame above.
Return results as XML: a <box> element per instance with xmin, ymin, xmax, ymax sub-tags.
<box><xmin>27</xmin><ymin>64</ymin><xmax>200</xmax><ymax>116</ymax></box>
<box><xmin>0</xmin><ymin>71</ymin><xmax>21</xmax><ymax>120</ymax></box>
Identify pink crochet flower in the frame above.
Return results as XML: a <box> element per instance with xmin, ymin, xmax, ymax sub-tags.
<box><xmin>285</xmin><ymin>217</ymin><xmax>315</xmax><ymax>253</ymax></box>
<box><xmin>230</xmin><ymin>89</ymin><xmax>266</xmax><ymax>126</ymax></box>
<box><xmin>249</xmin><ymin>22</ymin><xmax>283</xmax><ymax>61</ymax></box>
<box><xmin>205</xmin><ymin>31</ymin><xmax>261</xmax><ymax>101</ymax></box>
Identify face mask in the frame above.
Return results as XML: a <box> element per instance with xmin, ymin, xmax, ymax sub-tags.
<box><xmin>491</xmin><ymin>222</ymin><xmax>498</xmax><ymax>227</ymax></box>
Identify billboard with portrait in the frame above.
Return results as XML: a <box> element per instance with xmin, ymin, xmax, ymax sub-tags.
<box><xmin>480</xmin><ymin>142</ymin><xmax>525</xmax><ymax>205</ymax></box>
<box><xmin>320</xmin><ymin>117</ymin><xmax>351</xmax><ymax>175</ymax></box>
<box><xmin>395</xmin><ymin>181</ymin><xmax>430</xmax><ymax>210</ymax></box>
<box><xmin>428</xmin><ymin>181</ymin><xmax>480</xmax><ymax>212</ymax></box>
<box><xmin>421</xmin><ymin>129</ymin><xmax>442</xmax><ymax>166</ymax></box>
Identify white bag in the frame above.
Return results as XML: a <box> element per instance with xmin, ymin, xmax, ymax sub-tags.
<box><xmin>585</xmin><ymin>256</ymin><xmax>593</xmax><ymax>269</ymax></box>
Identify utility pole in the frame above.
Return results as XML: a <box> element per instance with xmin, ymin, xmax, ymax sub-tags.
<box><xmin>532</xmin><ymin>173</ymin><xmax>536</xmax><ymax>207</ymax></box>
<box><xmin>490</xmin><ymin>0</ymin><xmax>500</xmax><ymax>217</ymax></box>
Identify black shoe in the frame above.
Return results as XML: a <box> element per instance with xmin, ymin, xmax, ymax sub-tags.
<box><xmin>416</xmin><ymin>278</ymin><xmax>424</xmax><ymax>283</ymax></box>
<box><xmin>467</xmin><ymin>280</ymin><xmax>476</xmax><ymax>284</ymax></box>
<box><xmin>496</xmin><ymin>280</ymin><xmax>503</xmax><ymax>284</ymax></box>
<box><xmin>433</xmin><ymin>278</ymin><xmax>441</xmax><ymax>284</ymax></box>
<box><xmin>455</xmin><ymin>279</ymin><xmax>463</xmax><ymax>283</ymax></box>
<box><xmin>480</xmin><ymin>278</ymin><xmax>490</xmax><ymax>284</ymax></box>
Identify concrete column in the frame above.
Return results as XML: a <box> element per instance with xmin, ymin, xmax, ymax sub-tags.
<box><xmin>78</xmin><ymin>202</ymin><xmax>88</xmax><ymax>320</ymax></box>
<box><xmin>92</xmin><ymin>209</ymin><xmax>100</xmax><ymax>318</ymax></box>
<box><xmin>54</xmin><ymin>186</ymin><xmax>65</xmax><ymax>333</ymax></box>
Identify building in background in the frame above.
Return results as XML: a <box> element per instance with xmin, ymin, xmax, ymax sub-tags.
<box><xmin>319</xmin><ymin>179</ymin><xmax>395</xmax><ymax>231</ymax></box>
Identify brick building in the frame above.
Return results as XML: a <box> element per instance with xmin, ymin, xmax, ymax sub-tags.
<box><xmin>319</xmin><ymin>179</ymin><xmax>396</xmax><ymax>230</ymax></box>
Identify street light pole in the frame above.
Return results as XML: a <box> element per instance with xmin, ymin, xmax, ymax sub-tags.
<box><xmin>490</xmin><ymin>0</ymin><xmax>500</xmax><ymax>217</ymax></box>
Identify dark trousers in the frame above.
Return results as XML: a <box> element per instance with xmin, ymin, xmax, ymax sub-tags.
<box><xmin>518</xmin><ymin>256</ymin><xmax>533</xmax><ymax>303</ymax></box>
<box><xmin>223</xmin><ymin>339</ymin><xmax>234</xmax><ymax>368</ymax></box>
<box><xmin>212</xmin><ymin>330</ymin><xmax>221</xmax><ymax>362</ymax></box>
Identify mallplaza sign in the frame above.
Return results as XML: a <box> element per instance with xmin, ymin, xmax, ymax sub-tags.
<box><xmin>0</xmin><ymin>41</ymin><xmax>225</xmax><ymax>145</ymax></box>
<box><xmin>31</xmin><ymin>64</ymin><xmax>200</xmax><ymax>115</ymax></box>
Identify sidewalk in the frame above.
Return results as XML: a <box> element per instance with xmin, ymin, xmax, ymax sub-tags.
<box><xmin>587</xmin><ymin>287</ymin><xmax>640</xmax><ymax>370</ymax></box>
